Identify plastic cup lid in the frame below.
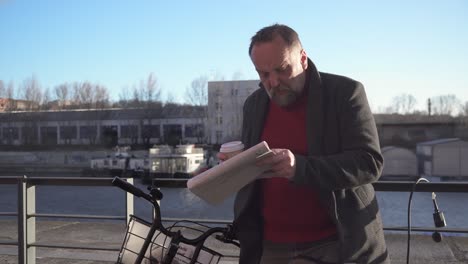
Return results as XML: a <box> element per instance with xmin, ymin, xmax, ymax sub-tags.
<box><xmin>220</xmin><ymin>141</ymin><xmax>244</xmax><ymax>153</ymax></box>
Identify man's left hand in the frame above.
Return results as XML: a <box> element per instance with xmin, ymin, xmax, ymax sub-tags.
<box><xmin>255</xmin><ymin>148</ymin><xmax>296</xmax><ymax>180</ymax></box>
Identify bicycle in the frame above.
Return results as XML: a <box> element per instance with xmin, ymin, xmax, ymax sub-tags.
<box><xmin>112</xmin><ymin>176</ymin><xmax>240</xmax><ymax>264</ymax></box>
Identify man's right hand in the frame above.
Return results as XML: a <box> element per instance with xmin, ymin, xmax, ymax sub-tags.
<box><xmin>217</xmin><ymin>152</ymin><xmax>228</xmax><ymax>162</ymax></box>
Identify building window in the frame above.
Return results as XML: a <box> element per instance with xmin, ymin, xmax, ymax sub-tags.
<box><xmin>2</xmin><ymin>127</ymin><xmax>19</xmax><ymax>140</ymax></box>
<box><xmin>60</xmin><ymin>126</ymin><xmax>77</xmax><ymax>140</ymax></box>
<box><xmin>40</xmin><ymin>126</ymin><xmax>58</xmax><ymax>145</ymax></box>
<box><xmin>215</xmin><ymin>102</ymin><xmax>222</xmax><ymax>111</ymax></box>
<box><xmin>231</xmin><ymin>88</ymin><xmax>238</xmax><ymax>96</ymax></box>
<box><xmin>80</xmin><ymin>126</ymin><xmax>97</xmax><ymax>139</ymax></box>
<box><xmin>120</xmin><ymin>125</ymin><xmax>138</xmax><ymax>139</ymax></box>
<box><xmin>142</xmin><ymin>124</ymin><xmax>160</xmax><ymax>138</ymax></box>
<box><xmin>163</xmin><ymin>124</ymin><xmax>182</xmax><ymax>145</ymax></box>
<box><xmin>217</xmin><ymin>116</ymin><xmax>222</xmax><ymax>125</ymax></box>
<box><xmin>185</xmin><ymin>124</ymin><xmax>204</xmax><ymax>138</ymax></box>
<box><xmin>216</xmin><ymin>130</ymin><xmax>222</xmax><ymax>143</ymax></box>
<box><xmin>22</xmin><ymin>125</ymin><xmax>38</xmax><ymax>144</ymax></box>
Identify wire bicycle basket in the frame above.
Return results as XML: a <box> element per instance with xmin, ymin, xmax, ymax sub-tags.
<box><xmin>117</xmin><ymin>215</ymin><xmax>224</xmax><ymax>264</ymax></box>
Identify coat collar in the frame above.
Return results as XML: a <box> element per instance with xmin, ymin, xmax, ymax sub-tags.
<box><xmin>305</xmin><ymin>59</ymin><xmax>324</xmax><ymax>155</ymax></box>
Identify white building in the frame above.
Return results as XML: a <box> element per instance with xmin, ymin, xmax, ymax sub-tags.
<box><xmin>207</xmin><ymin>80</ymin><xmax>259</xmax><ymax>144</ymax></box>
<box><xmin>381</xmin><ymin>146</ymin><xmax>418</xmax><ymax>180</ymax></box>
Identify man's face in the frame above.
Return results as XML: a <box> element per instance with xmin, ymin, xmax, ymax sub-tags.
<box><xmin>250</xmin><ymin>35</ymin><xmax>308</xmax><ymax>107</ymax></box>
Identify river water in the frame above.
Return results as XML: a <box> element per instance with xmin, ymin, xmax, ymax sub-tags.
<box><xmin>0</xmin><ymin>177</ymin><xmax>467</xmax><ymax>236</ymax></box>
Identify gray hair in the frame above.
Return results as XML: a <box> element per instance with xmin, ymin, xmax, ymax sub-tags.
<box><xmin>248</xmin><ymin>24</ymin><xmax>302</xmax><ymax>56</ymax></box>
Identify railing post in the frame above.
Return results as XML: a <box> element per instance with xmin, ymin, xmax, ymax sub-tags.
<box><xmin>18</xmin><ymin>176</ymin><xmax>36</xmax><ymax>264</ymax></box>
<box><xmin>17</xmin><ymin>177</ymin><xmax>24</xmax><ymax>264</ymax></box>
<box><xmin>125</xmin><ymin>178</ymin><xmax>134</xmax><ymax>224</ymax></box>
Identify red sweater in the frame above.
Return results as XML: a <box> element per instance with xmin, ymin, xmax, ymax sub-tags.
<box><xmin>260</xmin><ymin>93</ymin><xmax>336</xmax><ymax>243</ymax></box>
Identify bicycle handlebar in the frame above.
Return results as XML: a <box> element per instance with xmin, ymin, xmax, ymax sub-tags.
<box><xmin>112</xmin><ymin>177</ymin><xmax>153</xmax><ymax>202</ymax></box>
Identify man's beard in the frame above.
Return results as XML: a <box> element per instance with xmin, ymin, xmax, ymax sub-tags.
<box><xmin>269</xmin><ymin>86</ymin><xmax>299</xmax><ymax>107</ymax></box>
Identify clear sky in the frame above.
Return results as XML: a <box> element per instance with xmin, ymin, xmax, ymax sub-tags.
<box><xmin>1</xmin><ymin>0</ymin><xmax>467</xmax><ymax>112</ymax></box>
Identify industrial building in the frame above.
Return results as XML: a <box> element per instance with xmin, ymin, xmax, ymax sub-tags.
<box><xmin>417</xmin><ymin>138</ymin><xmax>468</xmax><ymax>180</ymax></box>
<box><xmin>0</xmin><ymin>106</ymin><xmax>205</xmax><ymax>146</ymax></box>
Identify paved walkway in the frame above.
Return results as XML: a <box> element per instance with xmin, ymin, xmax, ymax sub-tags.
<box><xmin>0</xmin><ymin>220</ymin><xmax>467</xmax><ymax>263</ymax></box>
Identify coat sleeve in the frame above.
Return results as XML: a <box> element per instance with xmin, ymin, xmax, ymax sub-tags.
<box><xmin>292</xmin><ymin>82</ymin><xmax>384</xmax><ymax>191</ymax></box>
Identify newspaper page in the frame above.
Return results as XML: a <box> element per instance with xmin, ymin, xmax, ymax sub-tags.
<box><xmin>187</xmin><ymin>141</ymin><xmax>273</xmax><ymax>205</ymax></box>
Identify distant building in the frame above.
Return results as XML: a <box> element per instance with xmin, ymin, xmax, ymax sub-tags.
<box><xmin>381</xmin><ymin>146</ymin><xmax>418</xmax><ymax>180</ymax></box>
<box><xmin>416</xmin><ymin>138</ymin><xmax>468</xmax><ymax>180</ymax></box>
<box><xmin>2</xmin><ymin>82</ymin><xmax>467</xmax><ymax>148</ymax></box>
<box><xmin>374</xmin><ymin>114</ymin><xmax>465</xmax><ymax>147</ymax></box>
<box><xmin>46</xmin><ymin>100</ymin><xmax>75</xmax><ymax>110</ymax></box>
<box><xmin>0</xmin><ymin>107</ymin><xmax>204</xmax><ymax>146</ymax></box>
<box><xmin>207</xmin><ymin>80</ymin><xmax>259</xmax><ymax>144</ymax></box>
<box><xmin>206</xmin><ymin>80</ymin><xmax>468</xmax><ymax>146</ymax></box>
<box><xmin>0</xmin><ymin>98</ymin><xmax>38</xmax><ymax>112</ymax></box>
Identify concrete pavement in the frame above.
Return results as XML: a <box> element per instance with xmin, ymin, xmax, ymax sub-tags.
<box><xmin>0</xmin><ymin>220</ymin><xmax>467</xmax><ymax>263</ymax></box>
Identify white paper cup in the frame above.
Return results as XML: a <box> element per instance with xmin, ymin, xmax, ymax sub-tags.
<box><xmin>220</xmin><ymin>141</ymin><xmax>245</xmax><ymax>159</ymax></box>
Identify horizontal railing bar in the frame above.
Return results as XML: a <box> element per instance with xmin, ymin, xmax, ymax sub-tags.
<box><xmin>383</xmin><ymin>226</ymin><xmax>468</xmax><ymax>233</ymax></box>
<box><xmin>29</xmin><ymin>213</ymin><xmax>126</xmax><ymax>220</ymax></box>
<box><xmin>0</xmin><ymin>176</ymin><xmax>116</xmax><ymax>186</ymax></box>
<box><xmin>27</xmin><ymin>177</ymin><xmax>115</xmax><ymax>186</ymax></box>
<box><xmin>29</xmin><ymin>242</ymin><xmax>120</xmax><ymax>251</ymax></box>
<box><xmin>162</xmin><ymin>217</ymin><xmax>232</xmax><ymax>225</ymax></box>
<box><xmin>3</xmin><ymin>177</ymin><xmax>467</xmax><ymax>193</ymax></box>
<box><xmin>0</xmin><ymin>176</ymin><xmax>23</xmax><ymax>184</ymax></box>
<box><xmin>373</xmin><ymin>181</ymin><xmax>468</xmax><ymax>192</ymax></box>
<box><xmin>160</xmin><ymin>218</ymin><xmax>468</xmax><ymax>234</ymax></box>
<box><xmin>0</xmin><ymin>212</ymin><xmax>17</xmax><ymax>216</ymax></box>
<box><xmin>153</xmin><ymin>179</ymin><xmax>468</xmax><ymax>193</ymax></box>
<box><xmin>0</xmin><ymin>240</ymin><xmax>18</xmax><ymax>246</ymax></box>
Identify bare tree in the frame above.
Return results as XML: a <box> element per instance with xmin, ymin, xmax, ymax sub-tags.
<box><xmin>70</xmin><ymin>81</ymin><xmax>110</xmax><ymax>109</ymax></box>
<box><xmin>185</xmin><ymin>75</ymin><xmax>208</xmax><ymax>106</ymax></box>
<box><xmin>0</xmin><ymin>80</ymin><xmax>5</xmax><ymax>97</ymax></box>
<box><xmin>74</xmin><ymin>81</ymin><xmax>94</xmax><ymax>109</ymax></box>
<box><xmin>6</xmin><ymin>81</ymin><xmax>15</xmax><ymax>98</ymax></box>
<box><xmin>21</xmin><ymin>76</ymin><xmax>43</xmax><ymax>110</ymax></box>
<box><xmin>118</xmin><ymin>86</ymin><xmax>131</xmax><ymax>108</ymax></box>
<box><xmin>165</xmin><ymin>92</ymin><xmax>176</xmax><ymax>104</ymax></box>
<box><xmin>127</xmin><ymin>73</ymin><xmax>163</xmax><ymax>146</ymax></box>
<box><xmin>54</xmin><ymin>83</ymin><xmax>70</xmax><ymax>109</ymax></box>
<box><xmin>4</xmin><ymin>81</ymin><xmax>16</xmax><ymax>111</ymax></box>
<box><xmin>131</xmin><ymin>84</ymin><xmax>141</xmax><ymax>106</ymax></box>
<box><xmin>391</xmin><ymin>93</ymin><xmax>417</xmax><ymax>114</ymax></box>
<box><xmin>94</xmin><ymin>84</ymin><xmax>110</xmax><ymax>109</ymax></box>
<box><xmin>462</xmin><ymin>101</ymin><xmax>468</xmax><ymax>116</ymax></box>
<box><xmin>142</xmin><ymin>73</ymin><xmax>161</xmax><ymax>105</ymax></box>
<box><xmin>127</xmin><ymin>73</ymin><xmax>162</xmax><ymax>108</ymax></box>
<box><xmin>185</xmin><ymin>75</ymin><xmax>209</xmax><ymax>143</ymax></box>
<box><xmin>431</xmin><ymin>94</ymin><xmax>462</xmax><ymax>115</ymax></box>
<box><xmin>42</xmin><ymin>87</ymin><xmax>51</xmax><ymax>110</ymax></box>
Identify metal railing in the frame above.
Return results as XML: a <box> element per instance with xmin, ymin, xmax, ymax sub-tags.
<box><xmin>0</xmin><ymin>176</ymin><xmax>135</xmax><ymax>264</ymax></box>
<box><xmin>1</xmin><ymin>176</ymin><xmax>468</xmax><ymax>264</ymax></box>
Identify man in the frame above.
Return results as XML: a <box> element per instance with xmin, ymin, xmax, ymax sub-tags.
<box><xmin>225</xmin><ymin>24</ymin><xmax>389</xmax><ymax>264</ymax></box>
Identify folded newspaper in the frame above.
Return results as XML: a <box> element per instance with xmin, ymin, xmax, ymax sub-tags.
<box><xmin>187</xmin><ymin>141</ymin><xmax>273</xmax><ymax>205</ymax></box>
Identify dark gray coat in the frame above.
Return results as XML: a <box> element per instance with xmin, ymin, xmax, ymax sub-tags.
<box><xmin>234</xmin><ymin>60</ymin><xmax>390</xmax><ymax>264</ymax></box>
